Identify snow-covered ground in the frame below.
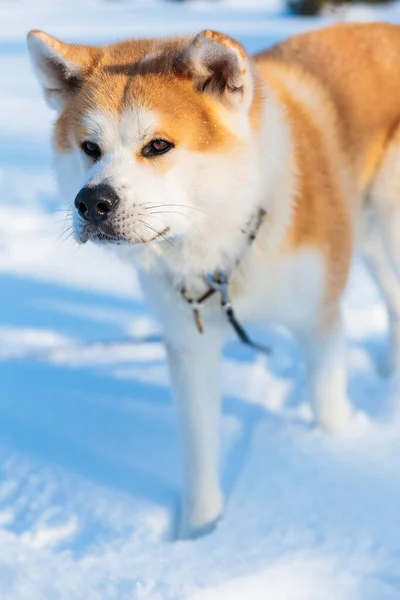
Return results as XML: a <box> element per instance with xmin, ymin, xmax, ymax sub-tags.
<box><xmin>1</xmin><ymin>1</ymin><xmax>400</xmax><ymax>598</ymax></box>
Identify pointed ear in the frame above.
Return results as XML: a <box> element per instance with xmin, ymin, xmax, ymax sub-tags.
<box><xmin>182</xmin><ymin>30</ymin><xmax>254</xmax><ymax>110</ymax></box>
<box><xmin>27</xmin><ymin>30</ymin><xmax>96</xmax><ymax>112</ymax></box>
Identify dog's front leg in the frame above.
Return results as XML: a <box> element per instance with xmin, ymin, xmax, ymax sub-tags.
<box><xmin>165</xmin><ymin>324</ymin><xmax>224</xmax><ymax>539</ymax></box>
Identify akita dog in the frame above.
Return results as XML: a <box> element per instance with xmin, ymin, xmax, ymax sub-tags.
<box><xmin>27</xmin><ymin>22</ymin><xmax>400</xmax><ymax>538</ymax></box>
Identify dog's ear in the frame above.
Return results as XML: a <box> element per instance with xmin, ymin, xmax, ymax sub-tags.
<box><xmin>182</xmin><ymin>30</ymin><xmax>253</xmax><ymax>110</ymax></box>
<box><xmin>27</xmin><ymin>30</ymin><xmax>96</xmax><ymax>112</ymax></box>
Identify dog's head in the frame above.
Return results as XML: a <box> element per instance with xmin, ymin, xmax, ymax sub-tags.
<box><xmin>27</xmin><ymin>30</ymin><xmax>264</xmax><ymax>261</ymax></box>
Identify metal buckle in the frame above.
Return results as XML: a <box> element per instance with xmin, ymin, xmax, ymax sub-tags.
<box><xmin>205</xmin><ymin>271</ymin><xmax>231</xmax><ymax>309</ymax></box>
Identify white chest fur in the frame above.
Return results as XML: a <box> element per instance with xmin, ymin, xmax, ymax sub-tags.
<box><xmin>138</xmin><ymin>241</ymin><xmax>326</xmax><ymax>344</ymax></box>
<box><xmin>232</xmin><ymin>245</ymin><xmax>326</xmax><ymax>334</ymax></box>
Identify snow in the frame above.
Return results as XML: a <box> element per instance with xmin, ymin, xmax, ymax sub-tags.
<box><xmin>1</xmin><ymin>1</ymin><xmax>400</xmax><ymax>598</ymax></box>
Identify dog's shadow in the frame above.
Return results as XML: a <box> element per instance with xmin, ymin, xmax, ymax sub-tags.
<box><xmin>0</xmin><ymin>273</ymin><xmax>393</xmax><ymax>547</ymax></box>
<box><xmin>0</xmin><ymin>281</ymin><xmax>303</xmax><ymax>544</ymax></box>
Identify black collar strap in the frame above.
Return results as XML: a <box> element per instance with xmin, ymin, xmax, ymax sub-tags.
<box><xmin>181</xmin><ymin>208</ymin><xmax>270</xmax><ymax>355</ymax></box>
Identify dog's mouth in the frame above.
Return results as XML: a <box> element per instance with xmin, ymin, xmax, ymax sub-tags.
<box><xmin>75</xmin><ymin>223</ymin><xmax>120</xmax><ymax>245</ymax></box>
<box><xmin>75</xmin><ymin>222</ymin><xmax>170</xmax><ymax>246</ymax></box>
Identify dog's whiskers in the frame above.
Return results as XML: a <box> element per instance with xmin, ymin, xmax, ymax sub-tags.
<box><xmin>138</xmin><ymin>219</ymin><xmax>176</xmax><ymax>249</ymax></box>
<box><xmin>55</xmin><ymin>225</ymin><xmax>75</xmax><ymax>248</ymax></box>
<box><xmin>141</xmin><ymin>202</ymin><xmax>215</xmax><ymax>217</ymax></box>
<box><xmin>54</xmin><ymin>218</ymin><xmax>72</xmax><ymax>226</ymax></box>
<box><xmin>132</xmin><ymin>229</ymin><xmax>147</xmax><ymax>245</ymax></box>
<box><xmin>146</xmin><ymin>210</ymin><xmax>196</xmax><ymax>226</ymax></box>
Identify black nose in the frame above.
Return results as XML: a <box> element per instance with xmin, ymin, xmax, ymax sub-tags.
<box><xmin>74</xmin><ymin>184</ymin><xmax>119</xmax><ymax>222</ymax></box>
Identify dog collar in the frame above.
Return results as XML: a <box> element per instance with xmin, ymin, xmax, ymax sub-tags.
<box><xmin>181</xmin><ymin>208</ymin><xmax>270</xmax><ymax>355</ymax></box>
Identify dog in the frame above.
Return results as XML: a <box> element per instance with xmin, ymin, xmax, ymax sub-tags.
<box><xmin>27</xmin><ymin>22</ymin><xmax>400</xmax><ymax>538</ymax></box>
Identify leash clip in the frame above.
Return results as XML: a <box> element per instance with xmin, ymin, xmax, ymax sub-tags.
<box><xmin>206</xmin><ymin>270</ymin><xmax>271</xmax><ymax>356</ymax></box>
<box><xmin>206</xmin><ymin>271</ymin><xmax>231</xmax><ymax>309</ymax></box>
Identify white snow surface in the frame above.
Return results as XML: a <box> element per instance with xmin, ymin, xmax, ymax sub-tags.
<box><xmin>1</xmin><ymin>1</ymin><xmax>400</xmax><ymax>599</ymax></box>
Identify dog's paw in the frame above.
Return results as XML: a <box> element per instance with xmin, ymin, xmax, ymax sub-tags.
<box><xmin>316</xmin><ymin>397</ymin><xmax>352</xmax><ymax>432</ymax></box>
<box><xmin>177</xmin><ymin>514</ymin><xmax>222</xmax><ymax>540</ymax></box>
<box><xmin>317</xmin><ymin>404</ymin><xmax>371</xmax><ymax>436</ymax></box>
<box><xmin>177</xmin><ymin>491</ymin><xmax>224</xmax><ymax>540</ymax></box>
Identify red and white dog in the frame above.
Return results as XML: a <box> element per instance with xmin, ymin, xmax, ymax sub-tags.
<box><xmin>28</xmin><ymin>23</ymin><xmax>400</xmax><ymax>537</ymax></box>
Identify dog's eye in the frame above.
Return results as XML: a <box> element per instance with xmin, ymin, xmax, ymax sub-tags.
<box><xmin>81</xmin><ymin>141</ymin><xmax>102</xmax><ymax>160</ymax></box>
<box><xmin>142</xmin><ymin>139</ymin><xmax>174</xmax><ymax>158</ymax></box>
